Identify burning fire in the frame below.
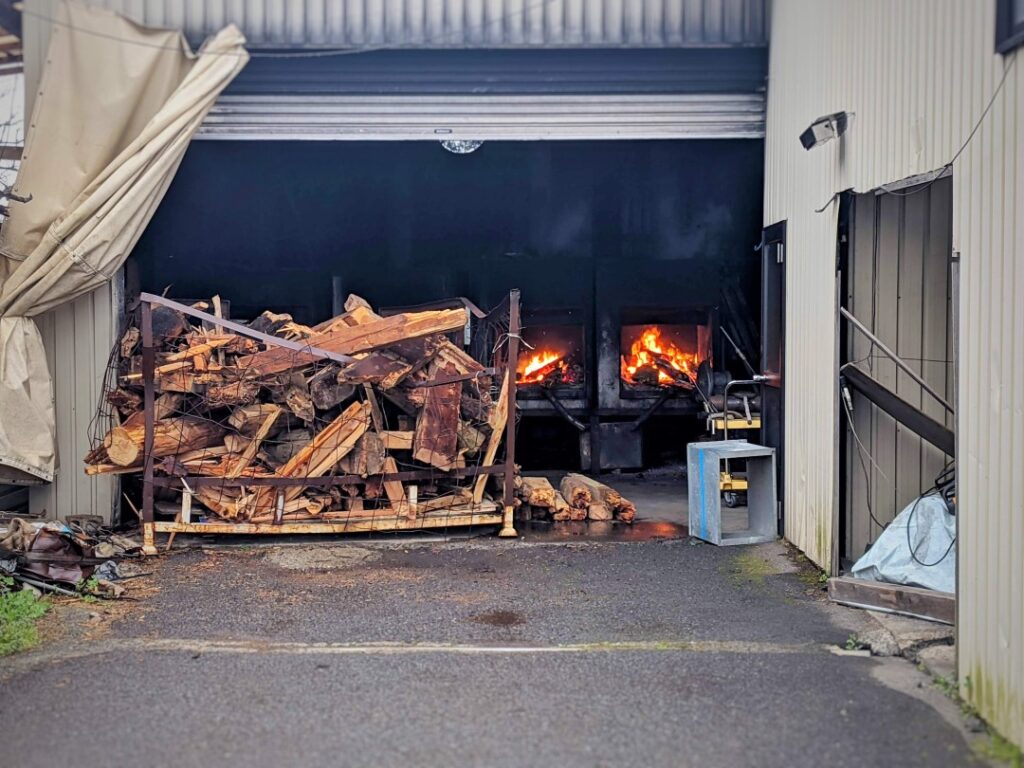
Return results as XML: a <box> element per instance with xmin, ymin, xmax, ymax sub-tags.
<box><xmin>517</xmin><ymin>349</ymin><xmax>576</xmax><ymax>385</ymax></box>
<box><xmin>621</xmin><ymin>326</ymin><xmax>700</xmax><ymax>387</ymax></box>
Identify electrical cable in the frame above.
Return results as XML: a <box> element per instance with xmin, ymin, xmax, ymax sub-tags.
<box><xmin>877</xmin><ymin>49</ymin><xmax>1017</xmax><ymax>198</ymax></box>
<box><xmin>841</xmin><ymin>390</ymin><xmax>891</xmax><ymax>534</ymax></box>
<box><xmin>904</xmin><ymin>460</ymin><xmax>956</xmax><ymax>568</ymax></box>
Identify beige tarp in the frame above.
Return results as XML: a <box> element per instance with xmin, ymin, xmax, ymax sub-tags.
<box><xmin>0</xmin><ymin>1</ymin><xmax>247</xmax><ymax>481</ymax></box>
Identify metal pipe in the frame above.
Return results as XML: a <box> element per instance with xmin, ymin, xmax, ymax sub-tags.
<box><xmin>138</xmin><ymin>292</ymin><xmax>355</xmax><ymax>365</ymax></box>
<box><xmin>721</xmin><ymin>327</ymin><xmax>757</xmax><ymax>378</ymax></box>
<box><xmin>631</xmin><ymin>388</ymin><xmax>674</xmax><ymax>431</ymax></box>
<box><xmin>839</xmin><ymin>306</ymin><xmax>954</xmax><ymax>414</ymax></box>
<box><xmin>141</xmin><ymin>301</ymin><xmax>157</xmax><ymax>555</ymax></box>
<box><xmin>500</xmin><ymin>289</ymin><xmax>521</xmax><ymax>538</ymax></box>
<box><xmin>541</xmin><ymin>388</ymin><xmax>587</xmax><ymax>431</ymax></box>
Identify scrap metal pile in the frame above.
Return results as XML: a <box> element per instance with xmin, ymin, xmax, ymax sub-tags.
<box><xmin>0</xmin><ymin>517</ymin><xmax>142</xmax><ymax>598</ymax></box>
<box><xmin>83</xmin><ymin>294</ymin><xmax>513</xmax><ymax>527</ymax></box>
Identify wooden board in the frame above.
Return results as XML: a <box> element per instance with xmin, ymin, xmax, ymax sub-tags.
<box><xmin>472</xmin><ymin>370</ymin><xmax>510</xmax><ymax>503</ymax></box>
<box><xmin>152</xmin><ymin>505</ymin><xmax>502</xmax><ymax>537</ymax></box>
<box><xmin>236</xmin><ymin>308</ymin><xmax>468</xmax><ymax>376</ymax></box>
<box><xmin>828</xmin><ymin>576</ymin><xmax>955</xmax><ymax>625</ymax></box>
<box><xmin>412</xmin><ymin>362</ymin><xmax>461</xmax><ymax>470</ymax></box>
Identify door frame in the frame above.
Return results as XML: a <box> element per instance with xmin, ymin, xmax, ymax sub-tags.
<box><xmin>760</xmin><ymin>220</ymin><xmax>786</xmax><ymax>533</ymax></box>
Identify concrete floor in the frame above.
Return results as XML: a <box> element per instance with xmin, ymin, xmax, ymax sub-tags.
<box><xmin>534</xmin><ymin>470</ymin><xmax>753</xmax><ymax>533</ymax></box>
<box><xmin>1</xmin><ymin>535</ymin><xmax>982</xmax><ymax>768</ymax></box>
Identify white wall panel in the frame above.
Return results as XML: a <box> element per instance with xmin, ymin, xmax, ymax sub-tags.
<box><xmin>766</xmin><ymin>0</ymin><xmax>1023</xmax><ymax>745</ymax></box>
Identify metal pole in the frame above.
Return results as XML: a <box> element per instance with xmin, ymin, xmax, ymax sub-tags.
<box><xmin>140</xmin><ymin>301</ymin><xmax>157</xmax><ymax>555</ymax></box>
<box><xmin>499</xmin><ymin>289</ymin><xmax>520</xmax><ymax>538</ymax></box>
<box><xmin>839</xmin><ymin>306</ymin><xmax>954</xmax><ymax>414</ymax></box>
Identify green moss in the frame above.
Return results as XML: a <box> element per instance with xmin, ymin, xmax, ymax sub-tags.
<box><xmin>965</xmin><ymin>665</ymin><xmax>1024</xmax><ymax>759</ymax></box>
<box><xmin>973</xmin><ymin>732</ymin><xmax>1023</xmax><ymax>767</ymax></box>
<box><xmin>725</xmin><ymin>551</ymin><xmax>778</xmax><ymax>587</ymax></box>
<box><xmin>0</xmin><ymin>583</ymin><xmax>50</xmax><ymax>656</ymax></box>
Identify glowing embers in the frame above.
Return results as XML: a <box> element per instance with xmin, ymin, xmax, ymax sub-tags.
<box><xmin>620</xmin><ymin>325</ymin><xmax>702</xmax><ymax>389</ymax></box>
<box><xmin>516</xmin><ymin>324</ymin><xmax>584</xmax><ymax>389</ymax></box>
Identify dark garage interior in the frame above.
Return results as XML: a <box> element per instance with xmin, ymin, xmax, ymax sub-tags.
<box><xmin>131</xmin><ymin>138</ymin><xmax>765</xmax><ymax>470</ymax></box>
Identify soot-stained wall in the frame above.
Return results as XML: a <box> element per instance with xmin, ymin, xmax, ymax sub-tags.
<box><xmin>133</xmin><ymin>140</ymin><xmax>764</xmax><ymax>323</ymax></box>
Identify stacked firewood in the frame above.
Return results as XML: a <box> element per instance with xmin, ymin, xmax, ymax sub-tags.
<box><xmin>514</xmin><ymin>474</ymin><xmax>636</xmax><ymax>523</ymax></box>
<box><xmin>84</xmin><ymin>294</ymin><xmax>510</xmax><ymax>523</ymax></box>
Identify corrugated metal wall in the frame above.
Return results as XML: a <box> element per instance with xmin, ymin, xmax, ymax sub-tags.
<box><xmin>844</xmin><ymin>180</ymin><xmax>954</xmax><ymax>561</ymax></box>
<box><xmin>766</xmin><ymin>0</ymin><xmax>1023</xmax><ymax>745</ymax></box>
<box><xmin>25</xmin><ymin>0</ymin><xmax>767</xmax><ymax>49</ymax></box>
<box><xmin>28</xmin><ymin>284</ymin><xmax>118</xmax><ymax>521</ymax></box>
<box><xmin>23</xmin><ymin>0</ymin><xmax>769</xmax><ymax>116</ymax></box>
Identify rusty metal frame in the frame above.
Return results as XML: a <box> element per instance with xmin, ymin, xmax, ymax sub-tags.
<box><xmin>138</xmin><ymin>290</ymin><xmax>521</xmax><ymax>553</ymax></box>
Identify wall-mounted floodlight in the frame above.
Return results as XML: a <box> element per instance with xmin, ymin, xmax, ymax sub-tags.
<box><xmin>799</xmin><ymin>111</ymin><xmax>854</xmax><ymax>150</ymax></box>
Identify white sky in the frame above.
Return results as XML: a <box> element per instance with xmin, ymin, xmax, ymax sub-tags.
<box><xmin>0</xmin><ymin>72</ymin><xmax>24</xmax><ymax>192</ymax></box>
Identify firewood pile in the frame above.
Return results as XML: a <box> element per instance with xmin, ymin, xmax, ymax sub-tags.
<box><xmin>514</xmin><ymin>474</ymin><xmax>636</xmax><ymax>523</ymax></box>
<box><xmin>84</xmin><ymin>294</ymin><xmax>514</xmax><ymax>526</ymax></box>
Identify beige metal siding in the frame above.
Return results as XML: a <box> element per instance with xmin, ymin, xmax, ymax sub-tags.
<box><xmin>28</xmin><ymin>283</ymin><xmax>118</xmax><ymax>522</ymax></box>
<box><xmin>766</xmin><ymin>0</ymin><xmax>1023</xmax><ymax>745</ymax></box>
<box><xmin>24</xmin><ymin>0</ymin><xmax>767</xmax><ymax>49</ymax></box>
<box><xmin>198</xmin><ymin>93</ymin><xmax>766</xmax><ymax>140</ymax></box>
<box><xmin>23</xmin><ymin>0</ymin><xmax>768</xmax><ymax>116</ymax></box>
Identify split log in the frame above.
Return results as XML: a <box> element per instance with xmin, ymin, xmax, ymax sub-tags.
<box><xmin>550</xmin><ymin>492</ymin><xmax>572</xmax><ymax>520</ymax></box>
<box><xmin>457</xmin><ymin>422</ymin><xmax>486</xmax><ymax>457</ymax></box>
<box><xmin>235</xmin><ymin>307</ymin><xmax>468</xmax><ymax>377</ymax></box>
<box><xmin>119</xmin><ymin>327</ymin><xmax>140</xmax><ymax>358</ymax></box>
<box><xmin>412</xmin><ymin>361</ymin><xmax>461</xmax><ymax>471</ymax></box>
<box><xmin>226</xmin><ymin>406</ymin><xmax>281</xmax><ymax>479</ymax></box>
<box><xmin>520</xmin><ymin>476</ymin><xmax>558</xmax><ymax>508</ymax></box>
<box><xmin>266</xmin><ymin>428</ymin><xmax>312</xmax><ymax>465</ymax></box>
<box><xmin>228</xmin><ymin>404</ymin><xmax>286</xmax><ymax>436</ymax></box>
<box><xmin>205</xmin><ymin>378</ymin><xmax>260</xmax><ymax>407</ymax></box>
<box><xmin>163</xmin><ymin>335</ymin><xmax>236</xmax><ymax>362</ymax></box>
<box><xmin>274</xmin><ymin>400</ymin><xmax>371</xmax><ymax>501</ymax></box>
<box><xmin>283</xmin><ymin>376</ymin><xmax>315</xmax><ymax>422</ymax></box>
<box><xmin>338</xmin><ymin>352</ymin><xmax>413</xmax><ymax>389</ymax></box>
<box><xmin>587</xmin><ymin>503</ymin><xmax>613</xmax><ymax>521</ymax></box>
<box><xmin>561</xmin><ymin>473</ymin><xmax>637</xmax><ymax>523</ymax></box>
<box><xmin>338</xmin><ymin>431</ymin><xmax>386</xmax><ymax>477</ymax></box>
<box><xmin>308</xmin><ymin>366</ymin><xmax>354</xmax><ymax>409</ymax></box>
<box><xmin>107</xmin><ymin>388</ymin><xmax>142</xmax><ymax>416</ymax></box>
<box><xmin>560</xmin><ymin>475</ymin><xmax>592</xmax><ymax>510</ymax></box>
<box><xmin>104</xmin><ymin>417</ymin><xmax>225</xmax><ymax>467</ymax></box>
<box><xmin>151</xmin><ymin>305</ymin><xmax>188</xmax><ymax>340</ymax></box>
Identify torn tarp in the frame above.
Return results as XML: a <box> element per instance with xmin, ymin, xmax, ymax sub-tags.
<box><xmin>0</xmin><ymin>1</ymin><xmax>247</xmax><ymax>482</ymax></box>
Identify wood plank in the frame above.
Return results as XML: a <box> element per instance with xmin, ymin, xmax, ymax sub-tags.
<box><xmin>379</xmin><ymin>430</ymin><xmax>414</xmax><ymax>450</ymax></box>
<box><xmin>226</xmin><ymin>406</ymin><xmax>281</xmax><ymax>479</ymax></box>
<box><xmin>236</xmin><ymin>308</ymin><xmax>467</xmax><ymax>377</ymax></box>
<box><xmin>472</xmin><ymin>371</ymin><xmax>510</xmax><ymax>503</ymax></box>
<box><xmin>828</xmin><ymin>576</ymin><xmax>954</xmax><ymax>625</ymax></box>
<box><xmin>380</xmin><ymin>457</ymin><xmax>410</xmax><ymax>519</ymax></box>
<box><xmin>412</xmin><ymin>361</ymin><xmax>461</xmax><ymax>470</ymax></box>
<box><xmin>150</xmin><ymin>505</ymin><xmax>502</xmax><ymax>536</ymax></box>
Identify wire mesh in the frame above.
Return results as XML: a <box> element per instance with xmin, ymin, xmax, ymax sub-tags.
<box><xmin>85</xmin><ymin>293</ymin><xmax>517</xmax><ymax>534</ymax></box>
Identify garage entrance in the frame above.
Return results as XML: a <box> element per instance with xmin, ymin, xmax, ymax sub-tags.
<box><xmin>119</xmin><ymin>48</ymin><xmax>774</xmax><ymax>531</ymax></box>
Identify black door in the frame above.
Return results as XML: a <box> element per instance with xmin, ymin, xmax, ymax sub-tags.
<box><xmin>761</xmin><ymin>222</ymin><xmax>786</xmax><ymax>530</ymax></box>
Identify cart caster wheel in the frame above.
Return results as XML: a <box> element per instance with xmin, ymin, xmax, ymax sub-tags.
<box><xmin>723</xmin><ymin>492</ymin><xmax>739</xmax><ymax>508</ymax></box>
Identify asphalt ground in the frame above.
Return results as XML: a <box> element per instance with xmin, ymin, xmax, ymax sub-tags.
<box><xmin>0</xmin><ymin>538</ymin><xmax>980</xmax><ymax>768</ymax></box>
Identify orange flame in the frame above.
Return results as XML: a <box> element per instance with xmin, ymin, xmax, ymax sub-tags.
<box><xmin>517</xmin><ymin>349</ymin><xmax>575</xmax><ymax>385</ymax></box>
<box><xmin>620</xmin><ymin>326</ymin><xmax>700</xmax><ymax>386</ymax></box>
